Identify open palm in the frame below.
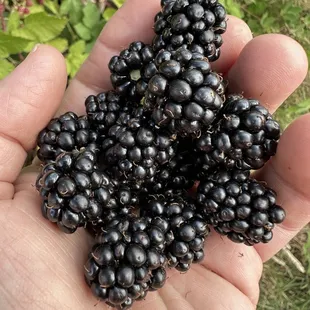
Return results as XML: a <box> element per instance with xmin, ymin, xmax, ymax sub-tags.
<box><xmin>0</xmin><ymin>1</ymin><xmax>309</xmax><ymax>309</ymax></box>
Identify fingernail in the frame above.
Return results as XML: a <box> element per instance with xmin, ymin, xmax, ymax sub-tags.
<box><xmin>31</xmin><ymin>44</ymin><xmax>40</xmax><ymax>53</ymax></box>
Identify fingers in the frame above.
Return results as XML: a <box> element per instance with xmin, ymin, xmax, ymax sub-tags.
<box><xmin>0</xmin><ymin>45</ymin><xmax>66</xmax><ymax>196</ymax></box>
<box><xmin>227</xmin><ymin>34</ymin><xmax>308</xmax><ymax>112</ymax></box>
<box><xmin>166</xmin><ymin>265</ymin><xmax>255</xmax><ymax>310</ymax></box>
<box><xmin>1</xmin><ymin>168</ymin><xmax>94</xmax><ymax>309</ymax></box>
<box><xmin>202</xmin><ymin>232</ymin><xmax>262</xmax><ymax>305</ymax></box>
<box><xmin>61</xmin><ymin>9</ymin><xmax>253</xmax><ymax>115</ymax></box>
<box><xmin>254</xmin><ymin>114</ymin><xmax>310</xmax><ymax>261</ymax></box>
<box><xmin>61</xmin><ymin>0</ymin><xmax>161</xmax><ymax>115</ymax></box>
<box><xmin>199</xmin><ymin>34</ymin><xmax>307</xmax><ymax>296</ymax></box>
<box><xmin>212</xmin><ymin>15</ymin><xmax>252</xmax><ymax>74</ymax></box>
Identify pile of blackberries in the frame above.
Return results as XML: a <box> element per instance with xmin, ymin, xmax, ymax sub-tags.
<box><xmin>35</xmin><ymin>0</ymin><xmax>286</xmax><ymax>308</ymax></box>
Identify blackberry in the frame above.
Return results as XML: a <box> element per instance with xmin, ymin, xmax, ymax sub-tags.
<box><xmin>195</xmin><ymin>94</ymin><xmax>281</xmax><ymax>171</ymax></box>
<box><xmin>37</xmin><ymin>148</ymin><xmax>137</xmax><ymax>233</ymax></box>
<box><xmin>143</xmin><ymin>48</ymin><xmax>226</xmax><ymax>136</ymax></box>
<box><xmin>196</xmin><ymin>168</ymin><xmax>286</xmax><ymax>245</ymax></box>
<box><xmin>85</xmin><ymin>91</ymin><xmax>129</xmax><ymax>135</ymax></box>
<box><xmin>141</xmin><ymin>192</ymin><xmax>209</xmax><ymax>271</ymax></box>
<box><xmin>84</xmin><ymin>215</ymin><xmax>168</xmax><ymax>308</ymax></box>
<box><xmin>109</xmin><ymin>42</ymin><xmax>157</xmax><ymax>100</ymax></box>
<box><xmin>143</xmin><ymin>138</ymin><xmax>197</xmax><ymax>193</ymax></box>
<box><xmin>99</xmin><ymin>106</ymin><xmax>178</xmax><ymax>182</ymax></box>
<box><xmin>153</xmin><ymin>0</ymin><xmax>227</xmax><ymax>61</ymax></box>
<box><xmin>37</xmin><ymin>112</ymin><xmax>97</xmax><ymax>162</ymax></box>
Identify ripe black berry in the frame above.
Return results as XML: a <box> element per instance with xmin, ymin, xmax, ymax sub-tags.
<box><xmin>37</xmin><ymin>148</ymin><xmax>138</xmax><ymax>234</ymax></box>
<box><xmin>144</xmin><ymin>49</ymin><xmax>226</xmax><ymax>137</ymax></box>
<box><xmin>197</xmin><ymin>168</ymin><xmax>286</xmax><ymax>245</ymax></box>
<box><xmin>37</xmin><ymin>112</ymin><xmax>97</xmax><ymax>162</ymax></box>
<box><xmin>195</xmin><ymin>94</ymin><xmax>281</xmax><ymax>171</ymax></box>
<box><xmin>84</xmin><ymin>215</ymin><xmax>168</xmax><ymax>308</ymax></box>
<box><xmin>153</xmin><ymin>0</ymin><xmax>227</xmax><ymax>61</ymax></box>
<box><xmin>109</xmin><ymin>42</ymin><xmax>157</xmax><ymax>99</ymax></box>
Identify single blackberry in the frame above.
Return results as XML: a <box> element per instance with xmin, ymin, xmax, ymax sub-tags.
<box><xmin>109</xmin><ymin>42</ymin><xmax>157</xmax><ymax>100</ymax></box>
<box><xmin>143</xmin><ymin>138</ymin><xmax>197</xmax><ymax>193</ymax></box>
<box><xmin>37</xmin><ymin>112</ymin><xmax>97</xmax><ymax>162</ymax></box>
<box><xmin>37</xmin><ymin>148</ymin><xmax>137</xmax><ymax>233</ymax></box>
<box><xmin>153</xmin><ymin>0</ymin><xmax>227</xmax><ymax>61</ymax></box>
<box><xmin>196</xmin><ymin>168</ymin><xmax>286</xmax><ymax>245</ymax></box>
<box><xmin>141</xmin><ymin>192</ymin><xmax>209</xmax><ymax>271</ymax></box>
<box><xmin>85</xmin><ymin>91</ymin><xmax>129</xmax><ymax>135</ymax></box>
<box><xmin>143</xmin><ymin>48</ymin><xmax>226</xmax><ymax>137</ymax></box>
<box><xmin>195</xmin><ymin>94</ymin><xmax>281</xmax><ymax>171</ymax></box>
<box><xmin>99</xmin><ymin>106</ymin><xmax>178</xmax><ymax>182</ymax></box>
<box><xmin>84</xmin><ymin>215</ymin><xmax>168</xmax><ymax>308</ymax></box>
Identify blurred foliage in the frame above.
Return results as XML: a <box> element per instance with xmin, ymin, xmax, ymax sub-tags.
<box><xmin>0</xmin><ymin>0</ymin><xmax>125</xmax><ymax>79</ymax></box>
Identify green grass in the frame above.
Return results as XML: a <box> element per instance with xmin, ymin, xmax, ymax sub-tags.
<box><xmin>259</xmin><ymin>227</ymin><xmax>310</xmax><ymax>310</ymax></box>
<box><xmin>232</xmin><ymin>0</ymin><xmax>310</xmax><ymax>308</ymax></box>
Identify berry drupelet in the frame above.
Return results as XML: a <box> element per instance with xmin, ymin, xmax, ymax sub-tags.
<box><xmin>84</xmin><ymin>215</ymin><xmax>168</xmax><ymax>308</ymax></box>
<box><xmin>37</xmin><ymin>112</ymin><xmax>97</xmax><ymax>162</ymax></box>
<box><xmin>109</xmin><ymin>41</ymin><xmax>157</xmax><ymax>100</ymax></box>
<box><xmin>195</xmin><ymin>94</ymin><xmax>281</xmax><ymax>171</ymax></box>
<box><xmin>37</xmin><ymin>147</ymin><xmax>137</xmax><ymax>234</ymax></box>
<box><xmin>153</xmin><ymin>0</ymin><xmax>227</xmax><ymax>61</ymax></box>
<box><xmin>144</xmin><ymin>48</ymin><xmax>226</xmax><ymax>137</ymax></box>
<box><xmin>196</xmin><ymin>168</ymin><xmax>286</xmax><ymax>245</ymax></box>
<box><xmin>142</xmin><ymin>193</ymin><xmax>209</xmax><ymax>272</ymax></box>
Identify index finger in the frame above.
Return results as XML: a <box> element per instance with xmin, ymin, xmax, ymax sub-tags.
<box><xmin>60</xmin><ymin>0</ymin><xmax>252</xmax><ymax>115</ymax></box>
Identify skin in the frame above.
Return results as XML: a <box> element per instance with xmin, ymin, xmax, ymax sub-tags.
<box><xmin>0</xmin><ymin>0</ymin><xmax>309</xmax><ymax>309</ymax></box>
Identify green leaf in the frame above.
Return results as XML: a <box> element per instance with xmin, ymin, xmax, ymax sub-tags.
<box><xmin>65</xmin><ymin>58</ymin><xmax>72</xmax><ymax>76</ymax></box>
<box><xmin>69</xmin><ymin>40</ymin><xmax>86</xmax><ymax>54</ymax></box>
<box><xmin>220</xmin><ymin>0</ymin><xmax>243</xmax><ymax>19</ymax></box>
<box><xmin>83</xmin><ymin>2</ymin><xmax>101</xmax><ymax>29</ymax></box>
<box><xmin>0</xmin><ymin>46</ymin><xmax>9</xmax><ymax>58</ymax></box>
<box><xmin>7</xmin><ymin>11</ymin><xmax>20</xmax><ymax>34</ymax></box>
<box><xmin>66</xmin><ymin>40</ymin><xmax>88</xmax><ymax>78</ymax></box>
<box><xmin>281</xmin><ymin>4</ymin><xmax>302</xmax><ymax>25</ymax></box>
<box><xmin>103</xmin><ymin>7</ymin><xmax>117</xmax><ymax>21</ymax></box>
<box><xmin>12</xmin><ymin>12</ymin><xmax>67</xmax><ymax>43</ymax></box>
<box><xmin>29</xmin><ymin>3</ymin><xmax>45</xmax><ymax>14</ymax></box>
<box><xmin>0</xmin><ymin>59</ymin><xmax>15</xmax><ymax>80</ymax></box>
<box><xmin>248</xmin><ymin>2</ymin><xmax>267</xmax><ymax>15</ymax></box>
<box><xmin>112</xmin><ymin>0</ymin><xmax>125</xmax><ymax>8</ymax></box>
<box><xmin>44</xmin><ymin>0</ymin><xmax>60</xmax><ymax>15</ymax></box>
<box><xmin>66</xmin><ymin>52</ymin><xmax>88</xmax><ymax>78</ymax></box>
<box><xmin>0</xmin><ymin>32</ymin><xmax>30</xmax><ymax>55</ymax></box>
<box><xmin>12</xmin><ymin>28</ymin><xmax>37</xmax><ymax>41</ymax></box>
<box><xmin>23</xmin><ymin>42</ymin><xmax>37</xmax><ymax>53</ymax></box>
<box><xmin>46</xmin><ymin>38</ymin><xmax>68</xmax><ymax>52</ymax></box>
<box><xmin>60</xmin><ymin>0</ymin><xmax>71</xmax><ymax>14</ymax></box>
<box><xmin>60</xmin><ymin>0</ymin><xmax>83</xmax><ymax>25</ymax></box>
<box><xmin>74</xmin><ymin>22</ymin><xmax>92</xmax><ymax>41</ymax></box>
<box><xmin>91</xmin><ymin>20</ymin><xmax>105</xmax><ymax>40</ymax></box>
<box><xmin>85</xmin><ymin>40</ymin><xmax>96</xmax><ymax>53</ymax></box>
<box><xmin>260</xmin><ymin>12</ymin><xmax>277</xmax><ymax>31</ymax></box>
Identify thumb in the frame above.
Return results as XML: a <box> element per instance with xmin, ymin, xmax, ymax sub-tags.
<box><xmin>0</xmin><ymin>45</ymin><xmax>67</xmax><ymax>198</ymax></box>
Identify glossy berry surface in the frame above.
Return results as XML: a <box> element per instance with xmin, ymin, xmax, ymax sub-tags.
<box><xmin>37</xmin><ymin>112</ymin><xmax>97</xmax><ymax>162</ymax></box>
<box><xmin>153</xmin><ymin>0</ymin><xmax>227</xmax><ymax>61</ymax></box>
<box><xmin>144</xmin><ymin>48</ymin><xmax>226</xmax><ymax>137</ymax></box>
<box><xmin>196</xmin><ymin>168</ymin><xmax>286</xmax><ymax>245</ymax></box>
<box><xmin>109</xmin><ymin>41</ymin><xmax>157</xmax><ymax>100</ymax></box>
<box><xmin>195</xmin><ymin>94</ymin><xmax>281</xmax><ymax>172</ymax></box>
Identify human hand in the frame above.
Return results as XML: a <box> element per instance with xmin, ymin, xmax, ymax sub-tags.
<box><xmin>0</xmin><ymin>0</ymin><xmax>308</xmax><ymax>309</ymax></box>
